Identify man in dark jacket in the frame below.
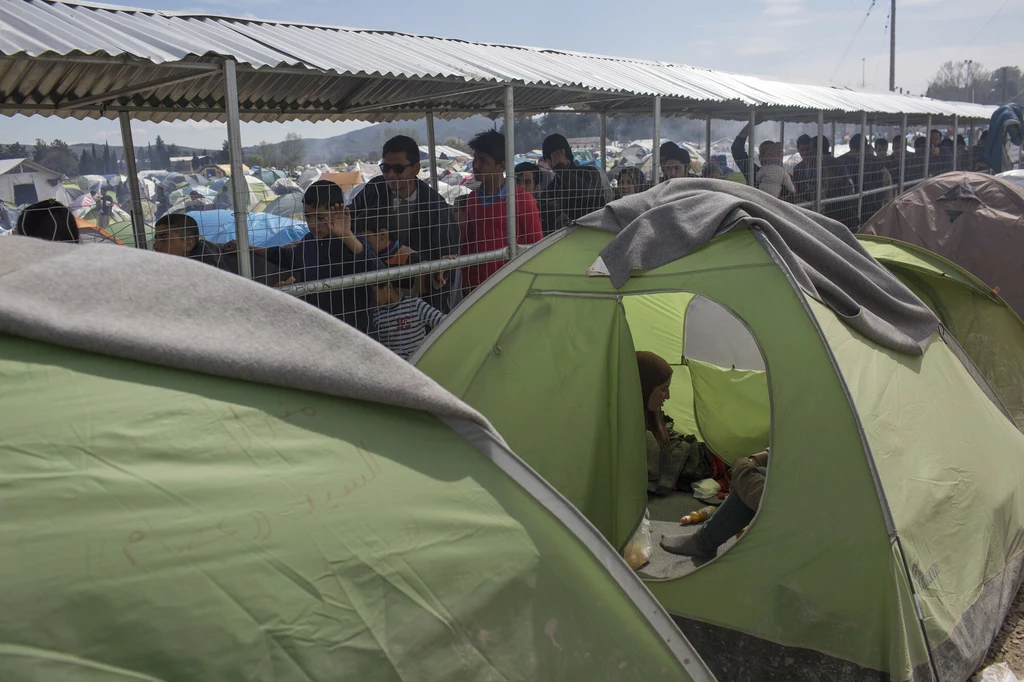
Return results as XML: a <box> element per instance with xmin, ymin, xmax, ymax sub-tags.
<box><xmin>348</xmin><ymin>134</ymin><xmax>459</xmax><ymax>311</ymax></box>
<box><xmin>537</xmin><ymin>133</ymin><xmax>607</xmax><ymax>235</ymax></box>
<box><xmin>154</xmin><ymin>213</ymin><xmax>283</xmax><ymax>286</ymax></box>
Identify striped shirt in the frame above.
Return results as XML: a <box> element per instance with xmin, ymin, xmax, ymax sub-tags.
<box><xmin>372</xmin><ymin>296</ymin><xmax>445</xmax><ymax>360</ymax></box>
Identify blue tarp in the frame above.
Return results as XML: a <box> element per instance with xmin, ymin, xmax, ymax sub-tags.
<box><xmin>188</xmin><ymin>210</ymin><xmax>309</xmax><ymax>248</ymax></box>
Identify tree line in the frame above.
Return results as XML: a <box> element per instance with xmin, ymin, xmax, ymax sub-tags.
<box><xmin>926</xmin><ymin>63</ymin><xmax>1023</xmax><ymax>106</ymax></box>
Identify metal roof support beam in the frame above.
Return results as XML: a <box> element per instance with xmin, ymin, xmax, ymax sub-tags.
<box><xmin>652</xmin><ymin>96</ymin><xmax>661</xmax><ymax>184</ymax></box>
<box><xmin>504</xmin><ymin>85</ymin><xmax>517</xmax><ymax>257</ymax></box>
<box><xmin>118</xmin><ymin>112</ymin><xmax>147</xmax><ymax>250</ymax></box>
<box><xmin>856</xmin><ymin>111</ymin><xmax>867</xmax><ymax>227</ymax></box>
<box><xmin>599</xmin><ymin>112</ymin><xmax>607</xmax><ymax>178</ymax></box>
<box><xmin>59</xmin><ymin>69</ymin><xmax>218</xmax><ymax>110</ymax></box>
<box><xmin>923</xmin><ymin>114</ymin><xmax>932</xmax><ymax>179</ymax></box>
<box><xmin>0</xmin><ymin>54</ymin><xmax>222</xmax><ymax>70</ymax></box>
<box><xmin>339</xmin><ymin>83</ymin><xmax>504</xmax><ymax>116</ymax></box>
<box><xmin>899</xmin><ymin>114</ymin><xmax>907</xmax><ymax>194</ymax></box>
<box><xmin>426</xmin><ymin>109</ymin><xmax>438</xmax><ymax>190</ymax></box>
<box><xmin>223</xmin><ymin>59</ymin><xmax>252</xmax><ymax>279</ymax></box>
<box><xmin>705</xmin><ymin>114</ymin><xmax>712</xmax><ymax>176</ymax></box>
<box><xmin>815</xmin><ymin>111</ymin><xmax>824</xmax><ymax>212</ymax></box>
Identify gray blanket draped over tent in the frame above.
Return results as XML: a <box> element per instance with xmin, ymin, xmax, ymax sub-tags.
<box><xmin>578</xmin><ymin>178</ymin><xmax>939</xmax><ymax>356</ymax></box>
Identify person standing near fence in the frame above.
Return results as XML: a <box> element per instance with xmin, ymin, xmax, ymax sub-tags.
<box><xmin>461</xmin><ymin>130</ymin><xmax>542</xmax><ymax>292</ymax></box>
<box><xmin>537</xmin><ymin>134</ymin><xmax>607</xmax><ymax>235</ymax></box>
<box><xmin>349</xmin><ymin>135</ymin><xmax>460</xmax><ymax>312</ymax></box>
<box><xmin>838</xmin><ymin>134</ymin><xmax>887</xmax><ymax>228</ymax></box>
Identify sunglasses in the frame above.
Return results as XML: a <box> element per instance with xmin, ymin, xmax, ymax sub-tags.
<box><xmin>380</xmin><ymin>163</ymin><xmax>412</xmax><ymax>174</ymax></box>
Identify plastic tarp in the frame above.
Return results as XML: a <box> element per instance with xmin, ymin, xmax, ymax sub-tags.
<box><xmin>188</xmin><ymin>210</ymin><xmax>308</xmax><ymax>248</ymax></box>
<box><xmin>0</xmin><ymin>334</ymin><xmax>695</xmax><ymax>682</ymax></box>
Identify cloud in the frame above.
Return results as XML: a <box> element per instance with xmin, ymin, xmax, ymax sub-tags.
<box><xmin>763</xmin><ymin>0</ymin><xmax>804</xmax><ymax>16</ymax></box>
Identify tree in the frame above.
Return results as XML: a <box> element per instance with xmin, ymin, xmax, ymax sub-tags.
<box><xmin>442</xmin><ymin>136</ymin><xmax>466</xmax><ymax>149</ymax></box>
<box><xmin>38</xmin><ymin>139</ymin><xmax>79</xmax><ymax>175</ymax></box>
<box><xmin>216</xmin><ymin>140</ymin><xmax>229</xmax><ymax>164</ymax></box>
<box><xmin>990</xmin><ymin>66</ymin><xmax>1024</xmax><ymax>105</ymax></box>
<box><xmin>8</xmin><ymin>142</ymin><xmax>27</xmax><ymax>159</ymax></box>
<box><xmin>154</xmin><ymin>135</ymin><xmax>168</xmax><ymax>169</ymax></box>
<box><xmin>79</xmin><ymin>149</ymin><xmax>90</xmax><ymax>174</ymax></box>
<box><xmin>923</xmin><ymin>60</ymin><xmax>1024</xmax><ymax>105</ymax></box>
<box><xmin>103</xmin><ymin>142</ymin><xmax>113</xmax><ymax>174</ymax></box>
<box><xmin>248</xmin><ymin>140</ymin><xmax>279</xmax><ymax>168</ymax></box>
<box><xmin>146</xmin><ymin>142</ymin><xmax>154</xmax><ymax>170</ymax></box>
<box><xmin>278</xmin><ymin>133</ymin><xmax>305</xmax><ymax>169</ymax></box>
<box><xmin>166</xmin><ymin>143</ymin><xmax>180</xmax><ymax>161</ymax></box>
<box><xmin>33</xmin><ymin>139</ymin><xmax>49</xmax><ymax>163</ymax></box>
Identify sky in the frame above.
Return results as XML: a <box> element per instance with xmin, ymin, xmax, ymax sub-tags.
<box><xmin>3</xmin><ymin>0</ymin><xmax>1022</xmax><ymax>148</ymax></box>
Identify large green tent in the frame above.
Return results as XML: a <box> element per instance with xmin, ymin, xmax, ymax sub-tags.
<box><xmin>859</xmin><ymin>235</ymin><xmax>1024</xmax><ymax>431</ymax></box>
<box><xmin>0</xmin><ymin>237</ymin><xmax>713</xmax><ymax>682</ymax></box>
<box><xmin>414</xmin><ymin>184</ymin><xmax>1024</xmax><ymax>681</ymax></box>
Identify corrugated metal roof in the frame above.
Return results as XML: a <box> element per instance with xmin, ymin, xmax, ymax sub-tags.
<box><xmin>0</xmin><ymin>0</ymin><xmax>998</xmax><ymax>124</ymax></box>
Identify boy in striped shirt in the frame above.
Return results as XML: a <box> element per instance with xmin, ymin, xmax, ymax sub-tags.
<box><xmin>372</xmin><ymin>277</ymin><xmax>446</xmax><ymax>360</ymax></box>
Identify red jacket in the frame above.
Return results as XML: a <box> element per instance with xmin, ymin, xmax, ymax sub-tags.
<box><xmin>461</xmin><ymin>184</ymin><xmax>542</xmax><ymax>288</ymax></box>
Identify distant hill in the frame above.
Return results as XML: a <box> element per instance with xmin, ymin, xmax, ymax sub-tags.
<box><xmin>297</xmin><ymin>116</ymin><xmax>496</xmax><ymax>162</ymax></box>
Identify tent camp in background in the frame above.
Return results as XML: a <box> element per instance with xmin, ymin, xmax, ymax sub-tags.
<box><xmin>0</xmin><ymin>238</ymin><xmax>713</xmax><ymax>682</ymax></box>
<box><xmin>413</xmin><ymin>181</ymin><xmax>1024</xmax><ymax>682</ymax></box>
<box><xmin>0</xmin><ymin>158</ymin><xmax>71</xmax><ymax>207</ymax></box>
<box><xmin>860</xmin><ymin>172</ymin><xmax>1024</xmax><ymax>320</ymax></box>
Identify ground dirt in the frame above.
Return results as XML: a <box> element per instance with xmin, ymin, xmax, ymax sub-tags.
<box><xmin>972</xmin><ymin>583</ymin><xmax>1024</xmax><ymax>680</ymax></box>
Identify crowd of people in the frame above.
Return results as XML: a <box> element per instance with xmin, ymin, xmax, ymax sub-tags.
<box><xmin>8</xmin><ymin>123</ymin><xmax>993</xmax><ymax>362</ymax></box>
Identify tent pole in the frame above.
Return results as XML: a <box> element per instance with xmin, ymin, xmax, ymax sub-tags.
<box><xmin>599</xmin><ymin>112</ymin><xmax>607</xmax><ymax>177</ymax></box>
<box><xmin>923</xmin><ymin>114</ymin><xmax>932</xmax><ymax>179</ymax></box>
<box><xmin>705</xmin><ymin>114</ymin><xmax>712</xmax><ymax>176</ymax></box>
<box><xmin>815</xmin><ymin>111</ymin><xmax>824</xmax><ymax>212</ymax></box>
<box><xmin>652</xmin><ymin>96</ymin><xmax>661</xmax><ymax>184</ymax></box>
<box><xmin>856</xmin><ymin>111</ymin><xmax>867</xmax><ymax>226</ymax></box>
<box><xmin>504</xmin><ymin>85</ymin><xmax>517</xmax><ymax>258</ymax></box>
<box><xmin>899</xmin><ymin>114</ymin><xmax>907</xmax><ymax>194</ymax></box>
<box><xmin>951</xmin><ymin>115</ymin><xmax>959</xmax><ymax>170</ymax></box>
<box><xmin>426</xmin><ymin>110</ymin><xmax>438</xmax><ymax>191</ymax></box>
<box><xmin>748</xmin><ymin>110</ymin><xmax>756</xmax><ymax>186</ymax></box>
<box><xmin>118</xmin><ymin>112</ymin><xmax>147</xmax><ymax>249</ymax></box>
<box><xmin>223</xmin><ymin>59</ymin><xmax>252</xmax><ymax>279</ymax></box>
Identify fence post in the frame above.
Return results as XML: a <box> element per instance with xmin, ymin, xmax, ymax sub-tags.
<box><xmin>748</xmin><ymin>110</ymin><xmax>756</xmax><ymax>186</ymax></box>
<box><xmin>705</xmin><ymin>114</ymin><xmax>712</xmax><ymax>175</ymax></box>
<box><xmin>816</xmin><ymin>111</ymin><xmax>824</xmax><ymax>212</ymax></box>
<box><xmin>969</xmin><ymin>121</ymin><xmax>976</xmax><ymax>170</ymax></box>
<box><xmin>118</xmin><ymin>112</ymin><xmax>147</xmax><ymax>249</ymax></box>
<box><xmin>504</xmin><ymin>85</ymin><xmax>517</xmax><ymax>258</ymax></box>
<box><xmin>951</xmin><ymin>114</ymin><xmax>959</xmax><ymax>170</ymax></box>
<box><xmin>426</xmin><ymin>110</ymin><xmax>438</xmax><ymax>191</ymax></box>
<box><xmin>652</xmin><ymin>96</ymin><xmax>661</xmax><ymax>183</ymax></box>
<box><xmin>856</xmin><ymin>111</ymin><xmax>867</xmax><ymax>225</ymax></box>
<box><xmin>779</xmin><ymin>119</ymin><xmax>785</xmax><ymax>157</ymax></box>
<box><xmin>599</xmin><ymin>112</ymin><xmax>607</xmax><ymax>177</ymax></box>
<box><xmin>223</xmin><ymin>59</ymin><xmax>252</xmax><ymax>279</ymax></box>
<box><xmin>831</xmin><ymin>121</ymin><xmax>836</xmax><ymax>155</ymax></box>
<box><xmin>899</xmin><ymin>114</ymin><xmax>907</xmax><ymax>194</ymax></box>
<box><xmin>923</xmin><ymin>114</ymin><xmax>932</xmax><ymax>179</ymax></box>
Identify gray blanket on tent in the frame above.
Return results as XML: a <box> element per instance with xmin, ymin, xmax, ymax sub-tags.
<box><xmin>577</xmin><ymin>178</ymin><xmax>938</xmax><ymax>356</ymax></box>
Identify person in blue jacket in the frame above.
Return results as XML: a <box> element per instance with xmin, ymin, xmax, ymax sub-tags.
<box><xmin>257</xmin><ymin>180</ymin><xmax>379</xmax><ymax>334</ymax></box>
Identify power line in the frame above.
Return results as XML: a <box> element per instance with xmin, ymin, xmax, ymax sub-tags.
<box><xmin>953</xmin><ymin>0</ymin><xmax>1012</xmax><ymax>61</ymax></box>
<box><xmin>830</xmin><ymin>0</ymin><xmax>878</xmax><ymax>83</ymax></box>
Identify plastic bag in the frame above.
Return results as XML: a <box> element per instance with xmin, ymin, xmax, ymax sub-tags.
<box><xmin>980</xmin><ymin>663</ymin><xmax>1020</xmax><ymax>682</ymax></box>
<box><xmin>623</xmin><ymin>509</ymin><xmax>652</xmax><ymax>571</ymax></box>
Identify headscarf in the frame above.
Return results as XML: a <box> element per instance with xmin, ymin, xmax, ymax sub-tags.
<box><xmin>636</xmin><ymin>351</ymin><xmax>673</xmax><ymax>442</ymax></box>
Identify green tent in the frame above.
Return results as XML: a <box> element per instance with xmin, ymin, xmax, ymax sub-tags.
<box><xmin>859</xmin><ymin>235</ymin><xmax>1024</xmax><ymax>431</ymax></box>
<box><xmin>415</xmin><ymin>199</ymin><xmax>1024</xmax><ymax>681</ymax></box>
<box><xmin>0</xmin><ymin>238</ymin><xmax>713</xmax><ymax>682</ymax></box>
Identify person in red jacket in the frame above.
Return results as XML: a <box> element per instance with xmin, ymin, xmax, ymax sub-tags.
<box><xmin>461</xmin><ymin>130</ymin><xmax>543</xmax><ymax>291</ymax></box>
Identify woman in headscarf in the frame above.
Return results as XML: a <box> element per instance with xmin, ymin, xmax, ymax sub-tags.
<box><xmin>615</xmin><ymin>167</ymin><xmax>646</xmax><ymax>199</ymax></box>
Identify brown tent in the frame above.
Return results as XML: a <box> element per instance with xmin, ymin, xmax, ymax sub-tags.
<box><xmin>861</xmin><ymin>172</ymin><xmax>1024</xmax><ymax>319</ymax></box>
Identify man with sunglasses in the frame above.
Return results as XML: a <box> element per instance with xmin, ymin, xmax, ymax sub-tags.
<box><xmin>348</xmin><ymin>135</ymin><xmax>459</xmax><ymax>311</ymax></box>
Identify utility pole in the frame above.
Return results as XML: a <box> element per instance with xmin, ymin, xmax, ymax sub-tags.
<box><xmin>862</xmin><ymin>58</ymin><xmax>866</xmax><ymax>88</ymax></box>
<box><xmin>889</xmin><ymin>0</ymin><xmax>896</xmax><ymax>91</ymax></box>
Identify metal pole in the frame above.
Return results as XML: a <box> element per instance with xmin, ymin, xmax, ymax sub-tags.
<box><xmin>969</xmin><ymin>121</ymin><xmax>976</xmax><ymax>170</ymax></box>
<box><xmin>118</xmin><ymin>112</ymin><xmax>147</xmax><ymax>250</ymax></box>
<box><xmin>223</xmin><ymin>59</ymin><xmax>252</xmax><ymax>279</ymax></box>
<box><xmin>599</xmin><ymin>112</ymin><xmax>607</xmax><ymax>176</ymax></box>
<box><xmin>779</xmin><ymin>120</ymin><xmax>785</xmax><ymax>155</ymax></box>
<box><xmin>705</xmin><ymin>114</ymin><xmax>712</xmax><ymax>176</ymax></box>
<box><xmin>504</xmin><ymin>85</ymin><xmax>517</xmax><ymax>257</ymax></box>
<box><xmin>815</xmin><ymin>111</ymin><xmax>824</xmax><ymax>212</ymax></box>
<box><xmin>856</xmin><ymin>111</ymin><xmax>867</xmax><ymax>226</ymax></box>
<box><xmin>923</xmin><ymin>113</ymin><xmax>932</xmax><ymax>179</ymax></box>
<box><xmin>889</xmin><ymin>0</ymin><xmax>896</xmax><ymax>91</ymax></box>
<box><xmin>831</xmin><ymin>121</ymin><xmax>836</xmax><ymax>157</ymax></box>
<box><xmin>426</xmin><ymin>110</ymin><xmax>438</xmax><ymax>191</ymax></box>
<box><xmin>652</xmin><ymin>96</ymin><xmax>661</xmax><ymax>183</ymax></box>
<box><xmin>951</xmin><ymin>115</ymin><xmax>959</xmax><ymax>171</ymax></box>
<box><xmin>899</xmin><ymin>114</ymin><xmax>907</xmax><ymax>194</ymax></box>
<box><xmin>748</xmin><ymin>110</ymin><xmax>757</xmax><ymax>186</ymax></box>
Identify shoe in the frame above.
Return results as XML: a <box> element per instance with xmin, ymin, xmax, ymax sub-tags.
<box><xmin>660</xmin><ymin>531</ymin><xmax>717</xmax><ymax>560</ymax></box>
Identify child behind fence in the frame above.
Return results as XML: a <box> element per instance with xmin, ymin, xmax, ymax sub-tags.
<box><xmin>371</xmin><ymin>274</ymin><xmax>445</xmax><ymax>361</ymax></box>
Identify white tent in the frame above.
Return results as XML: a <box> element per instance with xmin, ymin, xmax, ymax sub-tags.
<box><xmin>0</xmin><ymin>158</ymin><xmax>71</xmax><ymax>206</ymax></box>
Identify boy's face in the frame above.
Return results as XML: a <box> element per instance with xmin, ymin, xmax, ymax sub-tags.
<box><xmin>374</xmin><ymin>283</ymin><xmax>397</xmax><ymax>306</ymax></box>
<box><xmin>153</xmin><ymin>225</ymin><xmax>193</xmax><ymax>257</ymax></box>
<box><xmin>516</xmin><ymin>172</ymin><xmax>537</xmax><ymax>196</ymax></box>
<box><xmin>305</xmin><ymin>204</ymin><xmax>337</xmax><ymax>238</ymax></box>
